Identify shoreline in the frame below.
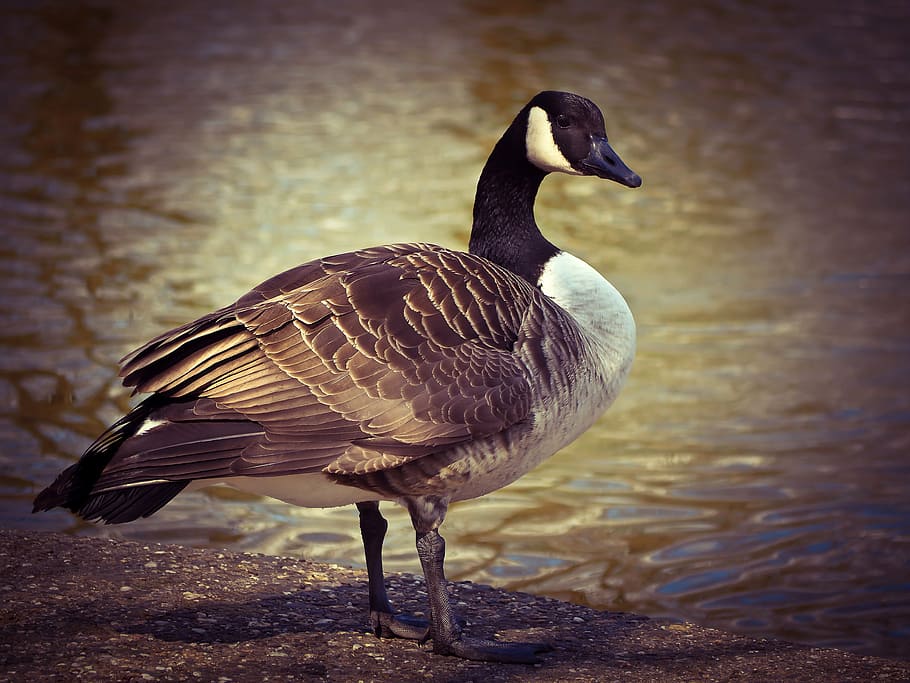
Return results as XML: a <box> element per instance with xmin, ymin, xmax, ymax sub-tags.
<box><xmin>1</xmin><ymin>528</ymin><xmax>906</xmax><ymax>682</ymax></box>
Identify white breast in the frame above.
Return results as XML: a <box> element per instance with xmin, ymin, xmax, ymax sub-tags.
<box><xmin>538</xmin><ymin>251</ymin><xmax>636</xmax><ymax>377</ymax></box>
<box><xmin>532</xmin><ymin>251</ymin><xmax>636</xmax><ymax>468</ymax></box>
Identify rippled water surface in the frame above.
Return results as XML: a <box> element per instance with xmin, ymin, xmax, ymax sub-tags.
<box><xmin>2</xmin><ymin>0</ymin><xmax>909</xmax><ymax>659</ymax></box>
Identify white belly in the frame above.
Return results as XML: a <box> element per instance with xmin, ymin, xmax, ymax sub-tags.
<box><xmin>187</xmin><ymin>473</ymin><xmax>378</xmax><ymax>508</ymax></box>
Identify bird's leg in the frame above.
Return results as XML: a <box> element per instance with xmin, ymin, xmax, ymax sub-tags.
<box><xmin>407</xmin><ymin>496</ymin><xmax>552</xmax><ymax>664</ymax></box>
<box><xmin>356</xmin><ymin>501</ymin><xmax>428</xmax><ymax>640</ymax></box>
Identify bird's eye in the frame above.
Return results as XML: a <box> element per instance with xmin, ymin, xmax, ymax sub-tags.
<box><xmin>556</xmin><ymin>114</ymin><xmax>571</xmax><ymax>129</ymax></box>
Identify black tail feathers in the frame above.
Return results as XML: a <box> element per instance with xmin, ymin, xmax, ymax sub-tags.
<box><xmin>32</xmin><ymin>399</ymin><xmax>188</xmax><ymax>524</ymax></box>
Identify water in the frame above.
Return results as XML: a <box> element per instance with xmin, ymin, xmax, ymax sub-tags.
<box><xmin>2</xmin><ymin>0</ymin><xmax>909</xmax><ymax>659</ymax></box>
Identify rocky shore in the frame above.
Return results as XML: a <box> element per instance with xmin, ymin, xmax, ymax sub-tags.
<box><xmin>1</xmin><ymin>529</ymin><xmax>906</xmax><ymax>682</ymax></box>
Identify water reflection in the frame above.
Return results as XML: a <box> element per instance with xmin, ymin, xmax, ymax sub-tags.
<box><xmin>1</xmin><ymin>0</ymin><xmax>909</xmax><ymax>660</ymax></box>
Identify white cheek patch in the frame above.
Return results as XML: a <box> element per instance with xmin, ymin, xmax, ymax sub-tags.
<box><xmin>525</xmin><ymin>106</ymin><xmax>582</xmax><ymax>175</ymax></box>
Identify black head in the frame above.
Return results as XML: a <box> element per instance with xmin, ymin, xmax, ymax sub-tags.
<box><xmin>522</xmin><ymin>91</ymin><xmax>641</xmax><ymax>188</ymax></box>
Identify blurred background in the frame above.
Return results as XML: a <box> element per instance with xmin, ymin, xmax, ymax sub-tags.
<box><xmin>1</xmin><ymin>0</ymin><xmax>908</xmax><ymax>659</ymax></box>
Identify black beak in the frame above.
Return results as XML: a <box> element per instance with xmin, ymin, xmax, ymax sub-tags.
<box><xmin>582</xmin><ymin>137</ymin><xmax>642</xmax><ymax>188</ymax></box>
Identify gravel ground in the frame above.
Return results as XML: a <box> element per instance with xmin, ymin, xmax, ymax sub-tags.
<box><xmin>0</xmin><ymin>529</ymin><xmax>907</xmax><ymax>682</ymax></box>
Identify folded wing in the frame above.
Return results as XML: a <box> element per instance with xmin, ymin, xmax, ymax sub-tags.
<box><xmin>90</xmin><ymin>243</ymin><xmax>542</xmax><ymax>495</ymax></box>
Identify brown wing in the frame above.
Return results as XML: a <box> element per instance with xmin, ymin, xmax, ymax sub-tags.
<box><xmin>103</xmin><ymin>243</ymin><xmax>541</xmax><ymax>486</ymax></box>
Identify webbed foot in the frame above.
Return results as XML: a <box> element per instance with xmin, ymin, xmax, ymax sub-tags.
<box><xmin>370</xmin><ymin>610</ymin><xmax>429</xmax><ymax>640</ymax></box>
<box><xmin>433</xmin><ymin>635</ymin><xmax>553</xmax><ymax>664</ymax></box>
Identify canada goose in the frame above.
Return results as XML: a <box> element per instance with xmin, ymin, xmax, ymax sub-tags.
<box><xmin>34</xmin><ymin>90</ymin><xmax>641</xmax><ymax>663</ymax></box>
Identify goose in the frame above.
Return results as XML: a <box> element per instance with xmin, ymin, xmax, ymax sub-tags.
<box><xmin>34</xmin><ymin>90</ymin><xmax>641</xmax><ymax>664</ymax></box>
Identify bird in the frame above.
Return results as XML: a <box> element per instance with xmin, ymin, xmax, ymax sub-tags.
<box><xmin>34</xmin><ymin>90</ymin><xmax>641</xmax><ymax>664</ymax></box>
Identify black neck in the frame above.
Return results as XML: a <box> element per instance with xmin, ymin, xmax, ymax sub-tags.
<box><xmin>468</xmin><ymin>120</ymin><xmax>559</xmax><ymax>285</ymax></box>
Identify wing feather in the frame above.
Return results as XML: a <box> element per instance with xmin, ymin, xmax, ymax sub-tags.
<box><xmin>105</xmin><ymin>243</ymin><xmax>551</xmax><ymax>488</ymax></box>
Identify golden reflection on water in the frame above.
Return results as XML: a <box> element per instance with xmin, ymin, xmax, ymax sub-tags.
<box><xmin>1</xmin><ymin>0</ymin><xmax>909</xmax><ymax>659</ymax></box>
